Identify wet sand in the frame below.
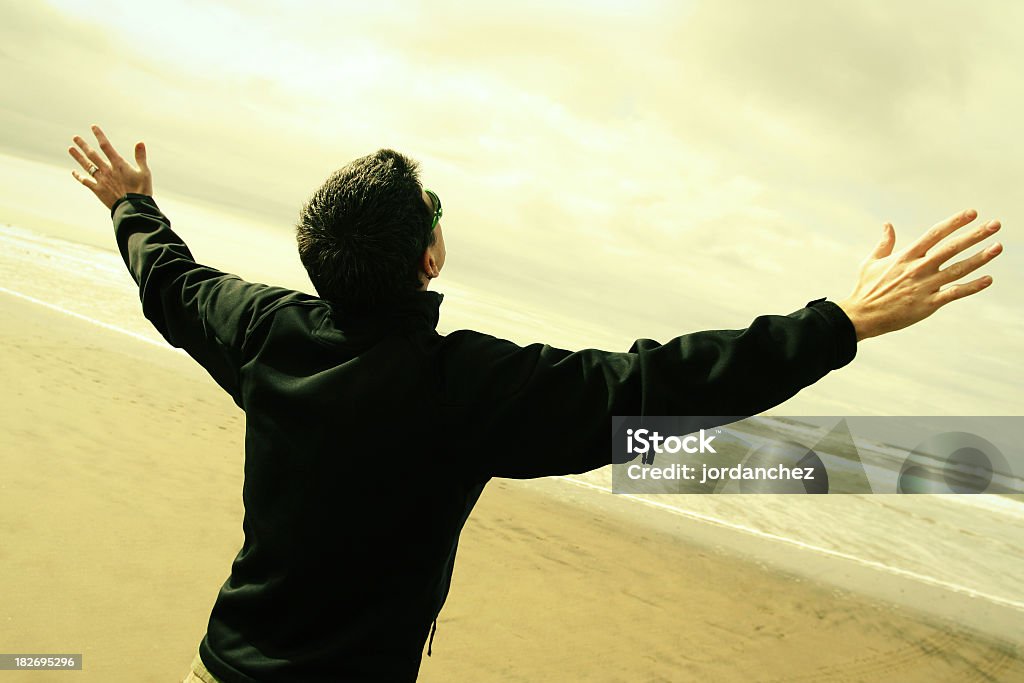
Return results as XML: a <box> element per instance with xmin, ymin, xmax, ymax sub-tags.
<box><xmin>2</xmin><ymin>293</ymin><xmax>1021</xmax><ymax>682</ymax></box>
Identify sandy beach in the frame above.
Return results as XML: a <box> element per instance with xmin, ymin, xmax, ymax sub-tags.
<box><xmin>2</xmin><ymin>291</ymin><xmax>1022</xmax><ymax>682</ymax></box>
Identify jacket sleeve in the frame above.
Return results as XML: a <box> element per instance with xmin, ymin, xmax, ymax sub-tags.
<box><xmin>111</xmin><ymin>193</ymin><xmax>301</xmax><ymax>405</ymax></box>
<box><xmin>449</xmin><ymin>301</ymin><xmax>857</xmax><ymax>479</ymax></box>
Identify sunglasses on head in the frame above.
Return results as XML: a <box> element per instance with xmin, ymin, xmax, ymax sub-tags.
<box><xmin>424</xmin><ymin>188</ymin><xmax>442</xmax><ymax>234</ymax></box>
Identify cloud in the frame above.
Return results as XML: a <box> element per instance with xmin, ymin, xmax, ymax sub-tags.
<box><xmin>1</xmin><ymin>0</ymin><xmax>1019</xmax><ymax>414</ymax></box>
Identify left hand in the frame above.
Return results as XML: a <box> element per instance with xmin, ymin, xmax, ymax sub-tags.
<box><xmin>69</xmin><ymin>124</ymin><xmax>153</xmax><ymax>209</ymax></box>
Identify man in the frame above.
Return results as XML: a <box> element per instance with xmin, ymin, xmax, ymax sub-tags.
<box><xmin>69</xmin><ymin>125</ymin><xmax>1002</xmax><ymax>683</ymax></box>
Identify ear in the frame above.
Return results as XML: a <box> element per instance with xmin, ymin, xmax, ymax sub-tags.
<box><xmin>420</xmin><ymin>247</ymin><xmax>439</xmax><ymax>280</ymax></box>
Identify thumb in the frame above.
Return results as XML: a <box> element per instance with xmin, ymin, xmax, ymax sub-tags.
<box><xmin>135</xmin><ymin>141</ymin><xmax>148</xmax><ymax>171</ymax></box>
<box><xmin>870</xmin><ymin>222</ymin><xmax>895</xmax><ymax>259</ymax></box>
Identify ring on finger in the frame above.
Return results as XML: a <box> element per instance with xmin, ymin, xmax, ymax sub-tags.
<box><xmin>87</xmin><ymin>164</ymin><xmax>99</xmax><ymax>177</ymax></box>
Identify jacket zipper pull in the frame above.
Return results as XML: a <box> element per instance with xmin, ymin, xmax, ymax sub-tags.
<box><xmin>427</xmin><ymin>618</ymin><xmax>438</xmax><ymax>656</ymax></box>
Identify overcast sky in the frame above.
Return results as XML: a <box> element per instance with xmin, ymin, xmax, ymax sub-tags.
<box><xmin>0</xmin><ymin>0</ymin><xmax>1020</xmax><ymax>415</ymax></box>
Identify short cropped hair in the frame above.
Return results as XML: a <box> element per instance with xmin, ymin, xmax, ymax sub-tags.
<box><xmin>296</xmin><ymin>149</ymin><xmax>436</xmax><ymax>312</ymax></box>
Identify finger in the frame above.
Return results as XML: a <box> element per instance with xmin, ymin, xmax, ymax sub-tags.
<box><xmin>904</xmin><ymin>209</ymin><xmax>977</xmax><ymax>258</ymax></box>
<box><xmin>134</xmin><ymin>141</ymin><xmax>148</xmax><ymax>172</ymax></box>
<box><xmin>933</xmin><ymin>275</ymin><xmax>994</xmax><ymax>307</ymax></box>
<box><xmin>90</xmin><ymin>124</ymin><xmax>126</xmax><ymax>168</ymax></box>
<box><xmin>870</xmin><ymin>223</ymin><xmax>895</xmax><ymax>259</ymax></box>
<box><xmin>68</xmin><ymin>146</ymin><xmax>98</xmax><ymax>174</ymax></box>
<box><xmin>936</xmin><ymin>242</ymin><xmax>1002</xmax><ymax>285</ymax></box>
<box><xmin>71</xmin><ymin>168</ymin><xmax>99</xmax><ymax>190</ymax></box>
<box><xmin>924</xmin><ymin>218</ymin><xmax>1001</xmax><ymax>268</ymax></box>
<box><xmin>73</xmin><ymin>134</ymin><xmax>111</xmax><ymax>173</ymax></box>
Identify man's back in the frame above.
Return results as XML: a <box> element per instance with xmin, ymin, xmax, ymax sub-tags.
<box><xmin>200</xmin><ymin>290</ymin><xmax>484</xmax><ymax>681</ymax></box>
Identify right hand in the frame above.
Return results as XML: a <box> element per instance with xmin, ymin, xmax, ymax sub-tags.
<box><xmin>836</xmin><ymin>209</ymin><xmax>1002</xmax><ymax>341</ymax></box>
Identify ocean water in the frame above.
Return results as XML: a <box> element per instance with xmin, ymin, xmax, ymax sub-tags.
<box><xmin>3</xmin><ymin>222</ymin><xmax>1023</xmax><ymax>632</ymax></box>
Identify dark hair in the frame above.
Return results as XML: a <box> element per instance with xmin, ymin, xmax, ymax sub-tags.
<box><xmin>296</xmin><ymin>149</ymin><xmax>436</xmax><ymax>311</ymax></box>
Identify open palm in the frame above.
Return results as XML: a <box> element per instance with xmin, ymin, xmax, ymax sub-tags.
<box><xmin>69</xmin><ymin>124</ymin><xmax>153</xmax><ymax>209</ymax></box>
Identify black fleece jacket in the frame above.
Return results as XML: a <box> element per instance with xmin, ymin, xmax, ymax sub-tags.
<box><xmin>111</xmin><ymin>193</ymin><xmax>857</xmax><ymax>682</ymax></box>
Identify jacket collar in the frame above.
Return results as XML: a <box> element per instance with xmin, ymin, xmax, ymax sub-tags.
<box><xmin>331</xmin><ymin>290</ymin><xmax>443</xmax><ymax>332</ymax></box>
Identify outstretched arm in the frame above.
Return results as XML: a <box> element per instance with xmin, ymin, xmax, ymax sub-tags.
<box><xmin>69</xmin><ymin>126</ymin><xmax>301</xmax><ymax>405</ymax></box>
<box><xmin>452</xmin><ymin>210</ymin><xmax>1002</xmax><ymax>479</ymax></box>
<box><xmin>449</xmin><ymin>300</ymin><xmax>857</xmax><ymax>479</ymax></box>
